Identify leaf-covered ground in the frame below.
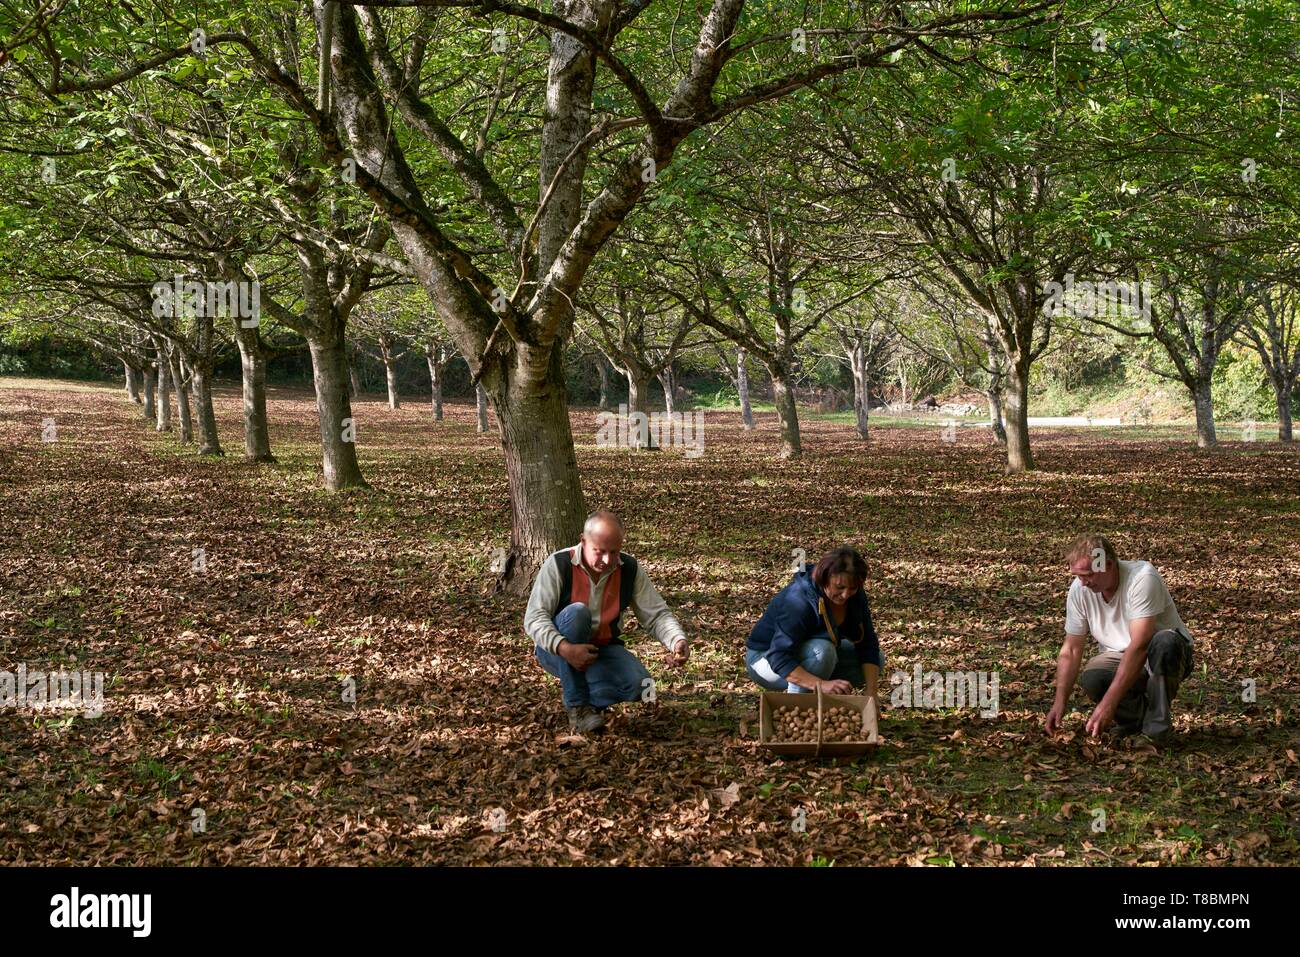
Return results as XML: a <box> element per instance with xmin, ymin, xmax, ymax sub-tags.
<box><xmin>1</xmin><ymin>378</ymin><xmax>1296</xmax><ymax>865</ymax></box>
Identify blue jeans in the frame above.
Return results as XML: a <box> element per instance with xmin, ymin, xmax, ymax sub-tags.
<box><xmin>535</xmin><ymin>603</ymin><xmax>652</xmax><ymax>708</ymax></box>
<box><xmin>746</xmin><ymin>639</ymin><xmax>864</xmax><ymax>693</ymax></box>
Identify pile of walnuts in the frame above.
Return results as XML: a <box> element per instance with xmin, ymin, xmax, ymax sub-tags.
<box><xmin>821</xmin><ymin>705</ymin><xmax>866</xmax><ymax>742</ymax></box>
<box><xmin>770</xmin><ymin>705</ymin><xmax>867</xmax><ymax>743</ymax></box>
<box><xmin>770</xmin><ymin>707</ymin><xmax>817</xmax><ymax>742</ymax></box>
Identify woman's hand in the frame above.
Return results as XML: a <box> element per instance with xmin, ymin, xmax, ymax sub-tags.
<box><xmin>818</xmin><ymin>678</ymin><xmax>853</xmax><ymax>695</ymax></box>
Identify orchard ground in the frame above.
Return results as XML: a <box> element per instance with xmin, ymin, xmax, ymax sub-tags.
<box><xmin>0</xmin><ymin>377</ymin><xmax>1296</xmax><ymax>865</ymax></box>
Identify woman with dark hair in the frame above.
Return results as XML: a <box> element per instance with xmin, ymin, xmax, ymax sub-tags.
<box><xmin>745</xmin><ymin>546</ymin><xmax>883</xmax><ymax>700</ymax></box>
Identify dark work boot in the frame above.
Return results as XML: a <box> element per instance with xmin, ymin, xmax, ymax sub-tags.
<box><xmin>1125</xmin><ymin>733</ymin><xmax>1162</xmax><ymax>754</ymax></box>
<box><xmin>1106</xmin><ymin>721</ymin><xmax>1142</xmax><ymax>743</ymax></box>
<box><xmin>566</xmin><ymin>704</ymin><xmax>607</xmax><ymax>735</ymax></box>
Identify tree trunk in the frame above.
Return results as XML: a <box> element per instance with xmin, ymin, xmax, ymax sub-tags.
<box><xmin>191</xmin><ymin>364</ymin><xmax>224</xmax><ymax>457</ymax></box>
<box><xmin>988</xmin><ymin>379</ymin><xmax>1008</xmax><ymax>447</ymax></box>
<box><xmin>427</xmin><ymin>350</ymin><xmax>444</xmax><ymax>421</ymax></box>
<box><xmin>982</xmin><ymin>325</ymin><xmax>1007</xmax><ymax>446</ymax></box>
<box><xmin>171</xmin><ymin>351</ymin><xmax>193</xmax><ymax>444</ymax></box>
<box><xmin>626</xmin><ymin>370</ymin><xmax>649</xmax><ymax>417</ymax></box>
<box><xmin>385</xmin><ymin>360</ymin><xmax>400</xmax><ymax>409</ymax></box>
<box><xmin>987</xmin><ymin>374</ymin><xmax>1008</xmax><ymax>447</ymax></box>
<box><xmin>348</xmin><ymin>347</ymin><xmax>362</xmax><ymax>399</ymax></box>
<box><xmin>141</xmin><ymin>366</ymin><xmax>156</xmax><ymax>422</ymax></box>
<box><xmin>598</xmin><ymin>357</ymin><xmax>611</xmax><ymax>411</ymax></box>
<box><xmin>1191</xmin><ymin>376</ymin><xmax>1217</xmax><ymax>449</ymax></box>
<box><xmin>1276</xmin><ymin>379</ymin><xmax>1294</xmax><ymax>442</ymax></box>
<box><xmin>491</xmin><ymin>372</ymin><xmax>586</xmax><ymax>597</ymax></box>
<box><xmin>624</xmin><ymin>370</ymin><xmax>656</xmax><ymax>449</ymax></box>
<box><xmin>476</xmin><ymin>382</ymin><xmax>490</xmax><ymax>433</ymax></box>
<box><xmin>154</xmin><ymin>348</ymin><xmax>172</xmax><ymax>433</ymax></box>
<box><xmin>737</xmin><ymin>348</ymin><xmax>755</xmax><ymax>430</ymax></box>
<box><xmin>125</xmin><ymin>362</ymin><xmax>141</xmax><ymax>404</ymax></box>
<box><xmin>848</xmin><ymin>344</ymin><xmax>869</xmax><ymax>440</ymax></box>
<box><xmin>308</xmin><ymin>337</ymin><xmax>367</xmax><ymax>490</ymax></box>
<box><xmin>769</xmin><ymin>366</ymin><xmax>802</xmax><ymax>459</ymax></box>
<box><xmin>236</xmin><ymin>332</ymin><xmax>275</xmax><ymax>463</ymax></box>
<box><xmin>1003</xmin><ymin>362</ymin><xmax>1032</xmax><ymax>472</ymax></box>
<box><xmin>658</xmin><ymin>365</ymin><xmax>676</xmax><ymax>415</ymax></box>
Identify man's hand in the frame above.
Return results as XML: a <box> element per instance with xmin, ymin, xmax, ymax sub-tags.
<box><xmin>1085</xmin><ymin>700</ymin><xmax>1115</xmax><ymax>738</ymax></box>
<box><xmin>1084</xmin><ymin>619</ymin><xmax>1153</xmax><ymax>740</ymax></box>
<box><xmin>819</xmin><ymin>678</ymin><xmax>853</xmax><ymax>695</ymax></box>
<box><xmin>667</xmin><ymin>638</ymin><xmax>689</xmax><ymax>668</ymax></box>
<box><xmin>1048</xmin><ymin>633</ymin><xmax>1087</xmax><ymax>737</ymax></box>
<box><xmin>1044</xmin><ymin>701</ymin><xmax>1066</xmax><ymax>736</ymax></box>
<box><xmin>558</xmin><ymin>639</ymin><xmax>599</xmax><ymax>672</ymax></box>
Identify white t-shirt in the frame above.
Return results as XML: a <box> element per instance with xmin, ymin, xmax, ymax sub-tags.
<box><xmin>1065</xmin><ymin>559</ymin><xmax>1189</xmax><ymax>654</ymax></box>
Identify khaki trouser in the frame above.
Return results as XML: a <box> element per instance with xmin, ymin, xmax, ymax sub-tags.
<box><xmin>1078</xmin><ymin>629</ymin><xmax>1193</xmax><ymax>743</ymax></box>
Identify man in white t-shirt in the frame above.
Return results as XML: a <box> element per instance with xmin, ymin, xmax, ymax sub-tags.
<box><xmin>1044</xmin><ymin>534</ymin><xmax>1194</xmax><ymax>749</ymax></box>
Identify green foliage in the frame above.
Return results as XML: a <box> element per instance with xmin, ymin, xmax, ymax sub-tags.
<box><xmin>1</xmin><ymin>0</ymin><xmax>1297</xmax><ymax>437</ymax></box>
<box><xmin>0</xmin><ymin>337</ymin><xmax>113</xmax><ymax>381</ymax></box>
<box><xmin>1213</xmin><ymin>344</ymin><xmax>1276</xmax><ymax>421</ymax></box>
<box><xmin>695</xmin><ymin>386</ymin><xmax>740</xmax><ymax>410</ymax></box>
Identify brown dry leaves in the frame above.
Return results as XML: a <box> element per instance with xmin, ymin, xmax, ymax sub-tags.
<box><xmin>0</xmin><ymin>381</ymin><xmax>1297</xmax><ymax>865</ymax></box>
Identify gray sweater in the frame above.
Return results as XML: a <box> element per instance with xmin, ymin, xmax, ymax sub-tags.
<box><xmin>524</xmin><ymin>545</ymin><xmax>687</xmax><ymax>654</ymax></box>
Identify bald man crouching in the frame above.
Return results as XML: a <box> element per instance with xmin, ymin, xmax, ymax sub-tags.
<box><xmin>524</xmin><ymin>510</ymin><xmax>690</xmax><ymax>735</ymax></box>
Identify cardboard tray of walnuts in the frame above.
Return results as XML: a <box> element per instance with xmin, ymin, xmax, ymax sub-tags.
<box><xmin>758</xmin><ymin>687</ymin><xmax>880</xmax><ymax>757</ymax></box>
